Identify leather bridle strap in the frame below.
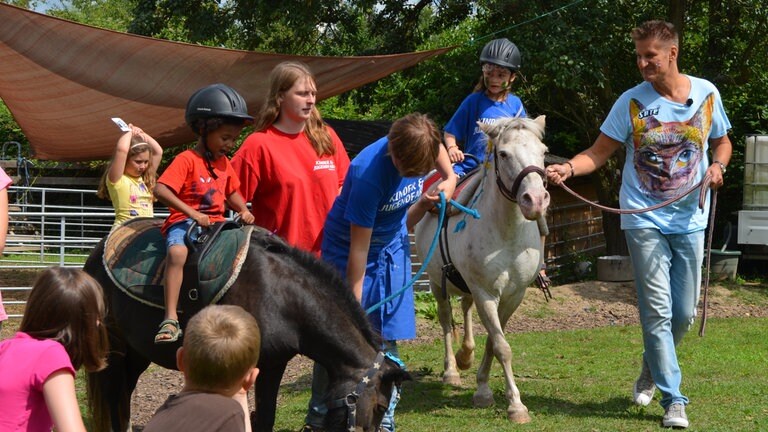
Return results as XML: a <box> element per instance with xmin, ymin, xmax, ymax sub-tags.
<box><xmin>327</xmin><ymin>351</ymin><xmax>387</xmax><ymax>432</ymax></box>
<box><xmin>494</xmin><ymin>158</ymin><xmax>546</xmax><ymax>203</ymax></box>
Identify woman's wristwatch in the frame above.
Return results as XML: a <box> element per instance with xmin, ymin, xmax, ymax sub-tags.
<box><xmin>713</xmin><ymin>160</ymin><xmax>727</xmax><ymax>174</ymax></box>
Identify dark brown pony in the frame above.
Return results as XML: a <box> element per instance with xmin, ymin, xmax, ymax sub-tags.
<box><xmin>83</xmin><ymin>226</ymin><xmax>408</xmax><ymax>432</ymax></box>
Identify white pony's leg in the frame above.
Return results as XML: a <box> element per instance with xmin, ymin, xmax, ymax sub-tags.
<box><xmin>455</xmin><ymin>294</ymin><xmax>475</xmax><ymax>370</ymax></box>
<box><xmin>473</xmin><ymin>295</ymin><xmax>531</xmax><ymax>423</ymax></box>
<box><xmin>497</xmin><ymin>291</ymin><xmax>530</xmax><ymax>423</ymax></box>
<box><xmin>472</xmin><ymin>315</ymin><xmax>496</xmax><ymax>408</ymax></box>
<box><xmin>431</xmin><ymin>281</ymin><xmax>461</xmax><ymax>386</ymax></box>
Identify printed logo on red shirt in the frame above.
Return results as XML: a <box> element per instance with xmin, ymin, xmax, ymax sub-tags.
<box><xmin>313</xmin><ymin>160</ymin><xmax>336</xmax><ymax>171</ymax></box>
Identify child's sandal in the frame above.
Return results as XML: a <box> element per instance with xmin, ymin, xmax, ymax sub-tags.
<box><xmin>154</xmin><ymin>319</ymin><xmax>182</xmax><ymax>344</ymax></box>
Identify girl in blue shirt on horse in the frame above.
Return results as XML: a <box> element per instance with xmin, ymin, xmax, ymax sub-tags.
<box><xmin>444</xmin><ymin>38</ymin><xmax>551</xmax><ymax>290</ymax></box>
<box><xmin>444</xmin><ymin>38</ymin><xmax>526</xmax><ymax>177</ymax></box>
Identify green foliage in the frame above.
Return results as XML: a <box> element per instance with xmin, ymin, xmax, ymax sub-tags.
<box><xmin>3</xmin><ymin>0</ymin><xmax>39</xmax><ymax>9</ymax></box>
<box><xmin>0</xmin><ymin>100</ymin><xmax>29</xmax><ymax>156</ymax></box>
<box><xmin>555</xmin><ymin>252</ymin><xmax>597</xmax><ymax>283</ymax></box>
<box><xmin>413</xmin><ymin>290</ymin><xmax>439</xmax><ymax>321</ymax></box>
<box><xmin>46</xmin><ymin>0</ymin><xmax>139</xmax><ymax>31</ymax></box>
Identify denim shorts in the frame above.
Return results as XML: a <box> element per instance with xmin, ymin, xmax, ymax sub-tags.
<box><xmin>165</xmin><ymin>219</ymin><xmax>198</xmax><ymax>248</ymax></box>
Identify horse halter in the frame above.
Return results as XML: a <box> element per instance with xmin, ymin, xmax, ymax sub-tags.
<box><xmin>492</xmin><ymin>143</ymin><xmax>546</xmax><ymax>203</ymax></box>
<box><xmin>327</xmin><ymin>351</ymin><xmax>392</xmax><ymax>432</ymax></box>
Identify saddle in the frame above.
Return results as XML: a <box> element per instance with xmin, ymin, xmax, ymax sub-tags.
<box><xmin>423</xmin><ymin>169</ymin><xmax>483</xmax><ymax>297</ymax></box>
<box><xmin>424</xmin><ymin>168</ymin><xmax>482</xmax><ymax>216</ymax></box>
<box><xmin>102</xmin><ymin>217</ymin><xmax>253</xmax><ymax>311</ymax></box>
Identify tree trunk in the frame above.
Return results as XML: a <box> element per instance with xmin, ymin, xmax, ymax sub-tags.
<box><xmin>668</xmin><ymin>0</ymin><xmax>687</xmax><ymax>51</ymax></box>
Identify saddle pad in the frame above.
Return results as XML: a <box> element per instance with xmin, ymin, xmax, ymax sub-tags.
<box><xmin>102</xmin><ymin>217</ymin><xmax>252</xmax><ymax>309</ymax></box>
<box><xmin>424</xmin><ymin>169</ymin><xmax>482</xmax><ymax>216</ymax></box>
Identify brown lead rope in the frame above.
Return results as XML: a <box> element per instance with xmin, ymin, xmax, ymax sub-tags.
<box><xmin>699</xmin><ymin>188</ymin><xmax>717</xmax><ymax>337</ymax></box>
<box><xmin>554</xmin><ymin>175</ymin><xmax>716</xmax><ymax>337</ymax></box>
<box><xmin>556</xmin><ymin>179</ymin><xmax>705</xmax><ymax>215</ymax></box>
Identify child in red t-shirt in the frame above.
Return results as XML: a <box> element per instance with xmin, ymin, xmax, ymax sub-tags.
<box><xmin>153</xmin><ymin>84</ymin><xmax>256</xmax><ymax>344</ymax></box>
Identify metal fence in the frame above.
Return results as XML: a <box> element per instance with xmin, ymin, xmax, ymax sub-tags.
<box><xmin>0</xmin><ymin>185</ymin><xmax>437</xmax><ymax>320</ymax></box>
<box><xmin>1</xmin><ymin>185</ymin><xmax>120</xmax><ymax>318</ymax></box>
<box><xmin>1</xmin><ymin>184</ymin><xmax>606</xmax><ymax>320</ymax></box>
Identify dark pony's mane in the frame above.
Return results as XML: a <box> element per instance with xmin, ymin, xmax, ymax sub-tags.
<box><xmin>254</xmin><ymin>232</ymin><xmax>382</xmax><ymax>350</ymax></box>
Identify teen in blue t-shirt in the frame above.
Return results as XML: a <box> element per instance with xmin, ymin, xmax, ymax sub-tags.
<box><xmin>303</xmin><ymin>113</ymin><xmax>457</xmax><ymax>432</ymax></box>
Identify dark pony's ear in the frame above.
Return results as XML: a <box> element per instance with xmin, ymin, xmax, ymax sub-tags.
<box><xmin>382</xmin><ymin>366</ymin><xmax>412</xmax><ymax>386</ymax></box>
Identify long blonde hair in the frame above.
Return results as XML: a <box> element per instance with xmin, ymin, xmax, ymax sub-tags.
<box><xmin>255</xmin><ymin>61</ymin><xmax>335</xmax><ymax>156</ymax></box>
<box><xmin>96</xmin><ymin>141</ymin><xmax>158</xmax><ymax>201</ymax></box>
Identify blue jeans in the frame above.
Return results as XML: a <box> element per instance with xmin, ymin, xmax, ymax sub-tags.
<box><xmin>625</xmin><ymin>228</ymin><xmax>704</xmax><ymax>408</ymax></box>
<box><xmin>305</xmin><ymin>341</ymin><xmax>403</xmax><ymax>432</ymax></box>
<box><xmin>165</xmin><ymin>218</ymin><xmax>200</xmax><ymax>247</ymax></box>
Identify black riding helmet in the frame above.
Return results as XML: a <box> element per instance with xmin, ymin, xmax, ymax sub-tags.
<box><xmin>185</xmin><ymin>83</ymin><xmax>253</xmax><ymax>179</ymax></box>
<box><xmin>185</xmin><ymin>83</ymin><xmax>254</xmax><ymax>133</ymax></box>
<box><xmin>479</xmin><ymin>38</ymin><xmax>521</xmax><ymax>71</ymax></box>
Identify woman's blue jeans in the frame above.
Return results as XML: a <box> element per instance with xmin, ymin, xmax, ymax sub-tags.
<box><xmin>625</xmin><ymin>228</ymin><xmax>704</xmax><ymax>408</ymax></box>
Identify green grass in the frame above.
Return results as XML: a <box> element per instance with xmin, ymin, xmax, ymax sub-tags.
<box><xmin>0</xmin><ymin>251</ymin><xmax>88</xmax><ymax>266</ymax></box>
<box><xmin>270</xmin><ymin>317</ymin><xmax>768</xmax><ymax>432</ymax></box>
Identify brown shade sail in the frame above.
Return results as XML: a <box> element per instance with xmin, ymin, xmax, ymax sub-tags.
<box><xmin>0</xmin><ymin>3</ymin><xmax>451</xmax><ymax>161</ymax></box>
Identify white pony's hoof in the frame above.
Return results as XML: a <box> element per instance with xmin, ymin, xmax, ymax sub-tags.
<box><xmin>473</xmin><ymin>390</ymin><xmax>494</xmax><ymax>408</ymax></box>
<box><xmin>455</xmin><ymin>347</ymin><xmax>474</xmax><ymax>370</ymax></box>
<box><xmin>507</xmin><ymin>404</ymin><xmax>531</xmax><ymax>424</ymax></box>
<box><xmin>442</xmin><ymin>371</ymin><xmax>461</xmax><ymax>386</ymax></box>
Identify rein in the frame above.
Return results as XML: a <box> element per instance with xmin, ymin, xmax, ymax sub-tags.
<box><xmin>365</xmin><ymin>193</ymin><xmax>449</xmax><ymax>315</ymax></box>
<box><xmin>553</xmin><ymin>175</ymin><xmax>717</xmax><ymax>336</ymax></box>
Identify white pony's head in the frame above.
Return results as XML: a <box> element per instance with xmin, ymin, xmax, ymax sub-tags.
<box><xmin>479</xmin><ymin>115</ymin><xmax>550</xmax><ymax>220</ymax></box>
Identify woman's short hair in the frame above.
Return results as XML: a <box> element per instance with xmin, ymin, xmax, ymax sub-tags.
<box><xmin>182</xmin><ymin>305</ymin><xmax>261</xmax><ymax>392</ymax></box>
<box><xmin>631</xmin><ymin>20</ymin><xmax>679</xmax><ymax>46</ymax></box>
<box><xmin>20</xmin><ymin>266</ymin><xmax>109</xmax><ymax>371</ymax></box>
<box><xmin>387</xmin><ymin>113</ymin><xmax>441</xmax><ymax>178</ymax></box>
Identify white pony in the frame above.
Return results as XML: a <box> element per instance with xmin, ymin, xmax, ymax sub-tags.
<box><xmin>414</xmin><ymin>116</ymin><xmax>550</xmax><ymax>423</ymax></box>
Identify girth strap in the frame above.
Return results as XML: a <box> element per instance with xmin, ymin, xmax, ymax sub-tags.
<box><xmin>180</xmin><ymin>219</ymin><xmax>241</xmax><ymax>316</ymax></box>
<box><xmin>438</xmin><ymin>203</ymin><xmax>471</xmax><ymax>299</ymax></box>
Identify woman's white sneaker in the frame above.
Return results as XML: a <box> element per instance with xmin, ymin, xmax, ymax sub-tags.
<box><xmin>662</xmin><ymin>403</ymin><xmax>689</xmax><ymax>428</ymax></box>
<box><xmin>632</xmin><ymin>361</ymin><xmax>656</xmax><ymax>406</ymax></box>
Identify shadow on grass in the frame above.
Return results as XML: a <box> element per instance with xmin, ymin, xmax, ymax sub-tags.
<box><xmin>397</xmin><ymin>378</ymin><xmax>657</xmax><ymax>423</ymax></box>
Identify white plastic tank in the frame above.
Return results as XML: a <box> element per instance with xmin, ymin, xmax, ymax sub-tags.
<box><xmin>738</xmin><ymin>135</ymin><xmax>768</xmax><ymax>245</ymax></box>
<box><xmin>743</xmin><ymin>135</ymin><xmax>768</xmax><ymax>209</ymax></box>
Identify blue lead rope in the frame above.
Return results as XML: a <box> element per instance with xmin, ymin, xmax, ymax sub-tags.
<box><xmin>365</xmin><ymin>192</ymin><xmax>481</xmax><ymax>315</ymax></box>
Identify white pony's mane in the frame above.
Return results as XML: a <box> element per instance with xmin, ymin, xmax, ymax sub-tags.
<box><xmin>496</xmin><ymin>116</ymin><xmax>545</xmax><ymax>141</ymax></box>
<box><xmin>479</xmin><ymin>116</ymin><xmax>546</xmax><ymax>145</ymax></box>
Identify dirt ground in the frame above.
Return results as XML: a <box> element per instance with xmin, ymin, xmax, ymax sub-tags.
<box><xmin>1</xmin><ymin>269</ymin><xmax>765</xmax><ymax>429</ymax></box>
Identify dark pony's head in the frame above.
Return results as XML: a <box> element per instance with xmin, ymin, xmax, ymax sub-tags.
<box><xmin>324</xmin><ymin>353</ymin><xmax>412</xmax><ymax>432</ymax></box>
